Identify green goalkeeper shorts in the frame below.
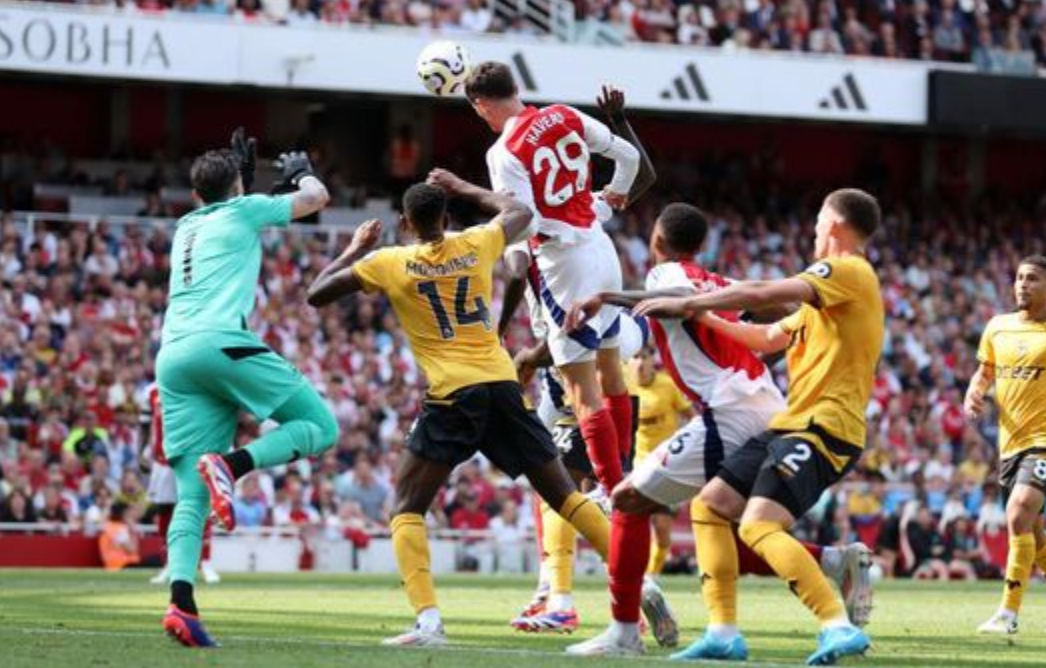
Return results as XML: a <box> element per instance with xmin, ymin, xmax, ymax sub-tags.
<box><xmin>156</xmin><ymin>330</ymin><xmax>310</xmax><ymax>460</ymax></box>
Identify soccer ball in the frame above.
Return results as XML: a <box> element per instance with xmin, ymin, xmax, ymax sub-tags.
<box><xmin>416</xmin><ymin>41</ymin><xmax>471</xmax><ymax>97</ymax></box>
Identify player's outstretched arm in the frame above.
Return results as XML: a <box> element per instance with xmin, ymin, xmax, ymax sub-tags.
<box><xmin>963</xmin><ymin>363</ymin><xmax>994</xmax><ymax>419</ymax></box>
<box><xmin>597</xmin><ymin>85</ymin><xmax>656</xmax><ymax>205</ymax></box>
<box><xmin>633</xmin><ymin>277</ymin><xmax>816</xmax><ymax>320</ymax></box>
<box><xmin>272</xmin><ymin>151</ymin><xmax>331</xmax><ymax>220</ymax></box>
<box><xmin>498</xmin><ymin>246</ymin><xmax>530</xmax><ymax>339</ymax></box>
<box><xmin>577</xmin><ymin>107</ymin><xmax>640</xmax><ymax>211</ymax></box>
<box><xmin>306</xmin><ymin>219</ymin><xmax>382</xmax><ymax>308</ymax></box>
<box><xmin>566</xmin><ymin>288</ymin><xmax>693</xmax><ymax>331</ymax></box>
<box><xmin>427</xmin><ymin>168</ymin><xmax>534</xmax><ymax>243</ymax></box>
<box><xmin>230</xmin><ymin>127</ymin><xmax>257</xmax><ymax>193</ymax></box>
<box><xmin>698</xmin><ymin>313</ymin><xmax>791</xmax><ymax>354</ymax></box>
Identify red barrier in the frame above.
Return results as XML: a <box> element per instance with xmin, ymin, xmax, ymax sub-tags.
<box><xmin>0</xmin><ymin>534</ymin><xmax>164</xmax><ymax>568</ymax></box>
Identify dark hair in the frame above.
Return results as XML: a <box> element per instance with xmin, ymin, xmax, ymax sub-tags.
<box><xmin>825</xmin><ymin>188</ymin><xmax>880</xmax><ymax>240</ymax></box>
<box><xmin>403</xmin><ymin>183</ymin><xmax>447</xmax><ymax>237</ymax></box>
<box><xmin>1018</xmin><ymin>255</ymin><xmax>1046</xmax><ymax>273</ymax></box>
<box><xmin>190</xmin><ymin>150</ymin><xmax>240</xmax><ymax>204</ymax></box>
<box><xmin>109</xmin><ymin>500</ymin><xmax>129</xmax><ymax>522</ymax></box>
<box><xmin>657</xmin><ymin>203</ymin><xmax>708</xmax><ymax>255</ymax></box>
<box><xmin>464</xmin><ymin>61</ymin><xmax>517</xmax><ymax>102</ymax></box>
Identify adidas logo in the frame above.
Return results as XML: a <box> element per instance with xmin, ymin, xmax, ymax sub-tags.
<box><xmin>819</xmin><ymin>73</ymin><xmax>867</xmax><ymax>111</ymax></box>
<box><xmin>660</xmin><ymin>63</ymin><xmax>710</xmax><ymax>103</ymax></box>
<box><xmin>511</xmin><ymin>52</ymin><xmax>538</xmax><ymax>93</ymax></box>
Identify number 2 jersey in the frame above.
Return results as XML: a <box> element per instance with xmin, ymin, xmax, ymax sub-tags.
<box><xmin>163</xmin><ymin>194</ymin><xmax>294</xmax><ymax>345</ymax></box>
<box><xmin>353</xmin><ymin>224</ymin><xmax>517</xmax><ymax>399</ymax></box>
<box><xmin>977</xmin><ymin>312</ymin><xmax>1046</xmax><ymax>460</ymax></box>
<box><xmin>486</xmin><ymin>104</ymin><xmax>637</xmax><ymax>243</ymax></box>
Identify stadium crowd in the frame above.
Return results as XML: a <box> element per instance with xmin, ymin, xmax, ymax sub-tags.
<box><xmin>17</xmin><ymin>0</ymin><xmax>1046</xmax><ymax>70</ymax></box>
<box><xmin>0</xmin><ymin>145</ymin><xmax>1041</xmax><ymax>581</ymax></box>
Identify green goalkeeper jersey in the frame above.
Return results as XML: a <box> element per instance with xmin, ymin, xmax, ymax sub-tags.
<box><xmin>162</xmin><ymin>193</ymin><xmax>294</xmax><ymax>344</ymax></box>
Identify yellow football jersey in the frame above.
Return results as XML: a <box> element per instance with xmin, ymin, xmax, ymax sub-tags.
<box><xmin>628</xmin><ymin>370</ymin><xmax>692</xmax><ymax>463</ymax></box>
<box><xmin>771</xmin><ymin>254</ymin><xmax>884</xmax><ymax>468</ymax></box>
<box><xmin>353</xmin><ymin>224</ymin><xmax>517</xmax><ymax>398</ymax></box>
<box><xmin>977</xmin><ymin>312</ymin><xmax>1046</xmax><ymax>459</ymax></box>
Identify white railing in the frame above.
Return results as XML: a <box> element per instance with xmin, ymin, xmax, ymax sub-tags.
<box><xmin>7</xmin><ymin>209</ymin><xmax>398</xmax><ymax>254</ymax></box>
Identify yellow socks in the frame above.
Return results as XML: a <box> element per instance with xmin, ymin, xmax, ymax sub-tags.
<box><xmin>692</xmin><ymin>499</ymin><xmax>739</xmax><ymax>625</ymax></box>
<box><xmin>739</xmin><ymin>520</ymin><xmax>844</xmax><ymax>623</ymax></box>
<box><xmin>390</xmin><ymin>513</ymin><xmax>437</xmax><ymax>614</ymax></box>
<box><xmin>541</xmin><ymin>501</ymin><xmax>578</xmax><ymax>595</ymax></box>
<box><xmin>558</xmin><ymin>491</ymin><xmax>609</xmax><ymax>559</ymax></box>
<box><xmin>647</xmin><ymin>539</ymin><xmax>669</xmax><ymax>576</ymax></box>
<box><xmin>1033</xmin><ymin>540</ymin><xmax>1046</xmax><ymax>575</ymax></box>
<box><xmin>1002</xmin><ymin>532</ymin><xmax>1036</xmax><ymax>614</ymax></box>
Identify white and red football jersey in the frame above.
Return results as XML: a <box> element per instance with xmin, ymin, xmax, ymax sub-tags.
<box><xmin>147</xmin><ymin>383</ymin><xmax>167</xmax><ymax>466</ymax></box>
<box><xmin>645</xmin><ymin>261</ymin><xmax>782</xmax><ymax>409</ymax></box>
<box><xmin>486</xmin><ymin>104</ymin><xmax>630</xmax><ymax>242</ymax></box>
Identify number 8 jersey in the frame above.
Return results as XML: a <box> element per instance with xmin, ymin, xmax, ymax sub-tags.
<box><xmin>486</xmin><ymin>105</ymin><xmax>636</xmax><ymax>242</ymax></box>
<box><xmin>352</xmin><ymin>223</ymin><xmax>517</xmax><ymax>399</ymax></box>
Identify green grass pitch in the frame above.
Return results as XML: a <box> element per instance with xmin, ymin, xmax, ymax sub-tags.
<box><xmin>2</xmin><ymin>570</ymin><xmax>1046</xmax><ymax>667</ymax></box>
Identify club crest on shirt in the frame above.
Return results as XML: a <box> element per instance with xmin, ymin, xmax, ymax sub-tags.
<box><xmin>804</xmin><ymin>262</ymin><xmax>832</xmax><ymax>279</ymax></box>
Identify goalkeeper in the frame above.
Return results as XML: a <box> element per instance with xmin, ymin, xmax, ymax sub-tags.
<box><xmin>157</xmin><ymin>130</ymin><xmax>338</xmax><ymax>648</ymax></box>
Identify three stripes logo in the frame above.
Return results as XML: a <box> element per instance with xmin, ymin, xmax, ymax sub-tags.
<box><xmin>511</xmin><ymin>52</ymin><xmax>538</xmax><ymax>93</ymax></box>
<box><xmin>819</xmin><ymin>73</ymin><xmax>867</xmax><ymax>112</ymax></box>
<box><xmin>660</xmin><ymin>63</ymin><xmax>710</xmax><ymax>103</ymax></box>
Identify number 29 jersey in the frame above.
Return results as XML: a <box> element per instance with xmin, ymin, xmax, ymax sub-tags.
<box><xmin>486</xmin><ymin>104</ymin><xmax>615</xmax><ymax>242</ymax></box>
<box><xmin>353</xmin><ymin>224</ymin><xmax>517</xmax><ymax>399</ymax></box>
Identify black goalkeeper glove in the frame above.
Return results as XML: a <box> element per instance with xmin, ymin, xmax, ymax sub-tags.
<box><xmin>230</xmin><ymin>126</ymin><xmax>257</xmax><ymax>193</ymax></box>
<box><xmin>271</xmin><ymin>151</ymin><xmax>314</xmax><ymax>194</ymax></box>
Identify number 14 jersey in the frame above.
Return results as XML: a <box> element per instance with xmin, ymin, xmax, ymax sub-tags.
<box><xmin>486</xmin><ymin>105</ymin><xmax>616</xmax><ymax>242</ymax></box>
<box><xmin>353</xmin><ymin>224</ymin><xmax>517</xmax><ymax>398</ymax></box>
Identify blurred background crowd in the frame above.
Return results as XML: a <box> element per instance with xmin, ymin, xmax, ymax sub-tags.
<box><xmin>17</xmin><ymin>0</ymin><xmax>1046</xmax><ymax>72</ymax></box>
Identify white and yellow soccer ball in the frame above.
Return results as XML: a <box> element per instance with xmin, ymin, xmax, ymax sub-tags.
<box><xmin>416</xmin><ymin>41</ymin><xmax>471</xmax><ymax>97</ymax></box>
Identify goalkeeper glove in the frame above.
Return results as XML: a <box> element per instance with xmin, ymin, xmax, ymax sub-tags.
<box><xmin>271</xmin><ymin>151</ymin><xmax>314</xmax><ymax>194</ymax></box>
<box><xmin>229</xmin><ymin>126</ymin><xmax>257</xmax><ymax>192</ymax></box>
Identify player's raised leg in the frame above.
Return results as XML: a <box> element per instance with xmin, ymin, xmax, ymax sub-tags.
<box><xmin>185</xmin><ymin>329</ymin><xmax>339</xmax><ymax>532</ymax></box>
<box><xmin>383</xmin><ymin>451</ymin><xmax>454</xmax><ymax>647</ymax></box>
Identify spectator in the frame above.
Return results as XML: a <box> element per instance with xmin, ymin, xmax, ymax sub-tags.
<box><xmin>489</xmin><ymin>498</ymin><xmax>526</xmax><ymax>544</ymax></box>
<box><xmin>37</xmin><ymin>483</ymin><xmax>70</xmax><ymax>524</ymax></box>
<box><xmin>63</xmin><ymin>412</ymin><xmax>111</xmax><ymax>467</ymax></box>
<box><xmin>272</xmin><ymin>477</ymin><xmax>320</xmax><ymax>526</ymax></box>
<box><xmin>460</xmin><ymin>0</ymin><xmax>492</xmax><ymax>32</ymax></box>
<box><xmin>0</xmin><ymin>488</ymin><xmax>37</xmax><ymax>523</ymax></box>
<box><xmin>904</xmin><ymin>504</ymin><xmax>951</xmax><ymax>579</ymax></box>
<box><xmin>449</xmin><ymin>489</ymin><xmax>490</xmax><ymax>534</ymax></box>
<box><xmin>284</xmin><ymin>0</ymin><xmax>317</xmax><ymax>25</ymax></box>
<box><xmin>808</xmin><ymin>7</ymin><xmax>844</xmax><ymax>54</ymax></box>
<box><xmin>932</xmin><ymin>10</ymin><xmax>967</xmax><ymax>61</ymax></box>
<box><xmin>234</xmin><ymin>473</ymin><xmax>271</xmax><ymax>527</ymax></box>
<box><xmin>336</xmin><ymin>459</ymin><xmax>389</xmax><ymax>524</ymax></box>
<box><xmin>99</xmin><ymin>501</ymin><xmax>158</xmax><ymax>570</ymax></box>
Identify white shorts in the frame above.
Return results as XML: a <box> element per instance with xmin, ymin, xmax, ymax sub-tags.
<box><xmin>533</xmin><ymin>229</ymin><xmax>623</xmax><ymax>365</ymax></box>
<box><xmin>147</xmin><ymin>462</ymin><xmax>178</xmax><ymax>505</ymax></box>
<box><xmin>630</xmin><ymin>389</ymin><xmax>785</xmax><ymax>506</ymax></box>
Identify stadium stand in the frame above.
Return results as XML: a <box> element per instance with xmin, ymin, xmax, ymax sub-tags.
<box><xmin>12</xmin><ymin>0</ymin><xmax>1046</xmax><ymax>68</ymax></box>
